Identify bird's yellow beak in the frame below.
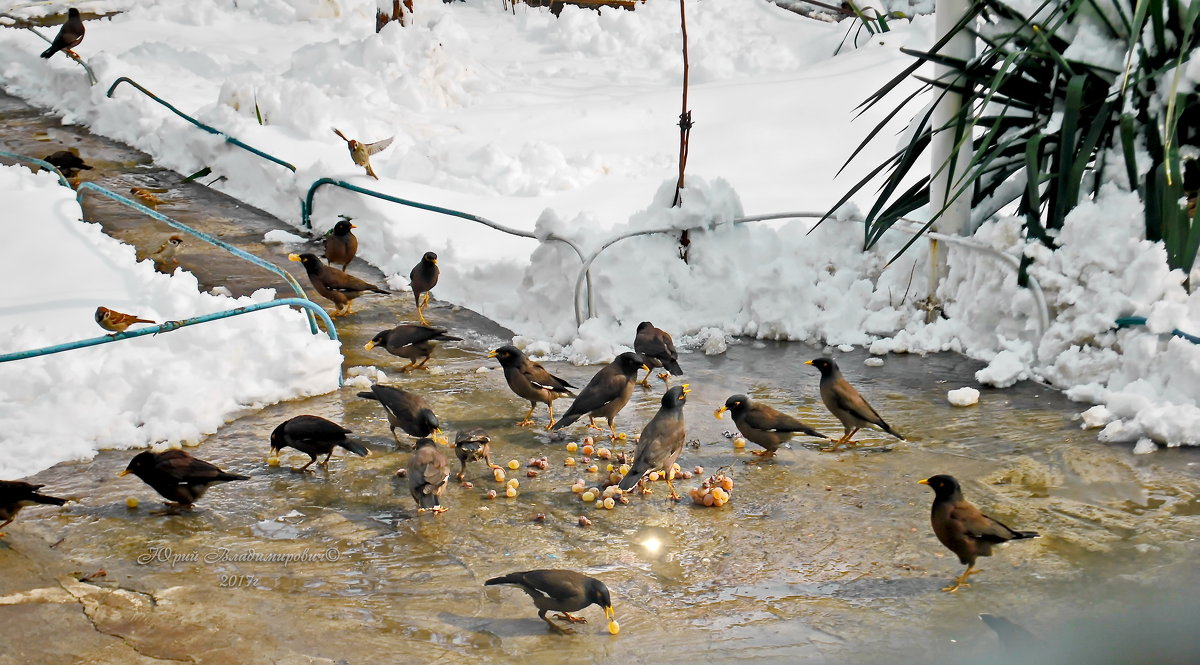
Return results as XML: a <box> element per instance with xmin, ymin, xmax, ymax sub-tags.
<box><xmin>917</xmin><ymin>478</ymin><xmax>929</xmax><ymax>485</ymax></box>
<box><xmin>681</xmin><ymin>384</ymin><xmax>691</xmax><ymax>396</ymax></box>
<box><xmin>432</xmin><ymin>258</ymin><xmax>438</xmax><ymax>264</ymax></box>
<box><xmin>350</xmin><ymin>224</ymin><xmax>357</xmax><ymax>229</ymax></box>
<box><xmin>487</xmin><ymin>350</ymin><xmax>498</xmax><ymax>358</ymax></box>
<box><xmin>641</xmin><ymin>364</ymin><xmax>650</xmax><ymax>372</ymax></box>
<box><xmin>364</xmin><ymin>340</ymin><xmax>376</xmax><ymax>350</ymax></box>
<box><xmin>714</xmin><ymin>405</ymin><xmax>727</xmax><ymax>419</ymax></box>
<box><xmin>117</xmin><ymin>469</ymin><xmax>130</xmax><ymax>477</ymax></box>
<box><xmin>605</xmin><ymin>605</ymin><xmax>615</xmax><ymax>621</ymax></box>
<box><xmin>804</xmin><ymin>360</ymin><xmax>814</xmax><ymax>366</ymax></box>
<box><xmin>288</xmin><ymin>254</ymin><xmax>302</xmax><ymax>262</ymax></box>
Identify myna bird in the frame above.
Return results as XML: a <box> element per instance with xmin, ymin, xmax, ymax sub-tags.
<box><xmin>714</xmin><ymin>394</ymin><xmax>828</xmax><ymax>458</ymax></box>
<box><xmin>0</xmin><ymin>480</ymin><xmax>68</xmax><ymax>536</ymax></box>
<box><xmin>406</xmin><ymin>437</ymin><xmax>450</xmax><ymax>514</ymax></box>
<box><xmin>805</xmin><ymin>357</ymin><xmax>904</xmax><ymax>450</ymax></box>
<box><xmin>454</xmin><ymin>427</ymin><xmax>498</xmax><ymax>482</ymax></box>
<box><xmin>43</xmin><ymin>148</ymin><xmax>91</xmax><ymax>177</ymax></box>
<box><xmin>332</xmin><ymin>127</ymin><xmax>393</xmax><ymax>180</ymax></box>
<box><xmin>409</xmin><ymin>251</ymin><xmax>439</xmax><ymax>325</ymax></box>
<box><xmin>551</xmin><ymin>352</ymin><xmax>648</xmax><ymax>439</ymax></box>
<box><xmin>269</xmin><ymin>415</ymin><xmax>369</xmax><ymax>473</ymax></box>
<box><xmin>40</xmin><ymin>8</ymin><xmax>84</xmax><ymax>59</ymax></box>
<box><xmin>288</xmin><ymin>252</ymin><xmax>388</xmax><ymax>317</ymax></box>
<box><xmin>918</xmin><ymin>474</ymin><xmax>1040</xmax><ymax>592</ymax></box>
<box><xmin>618</xmin><ymin>384</ymin><xmax>690</xmax><ymax>500</ymax></box>
<box><xmin>634</xmin><ymin>321</ymin><xmax>682</xmax><ymax>386</ymax></box>
<box><xmin>149</xmin><ymin>235</ymin><xmax>183</xmax><ymax>272</ymax></box>
<box><xmin>95</xmin><ymin>306</ymin><xmax>154</xmax><ymax>334</ymax></box>
<box><xmin>323</xmin><ymin>218</ymin><xmax>357</xmax><ymax>271</ymax></box>
<box><xmin>120</xmin><ymin>450</ymin><xmax>249</xmax><ymax>510</ymax></box>
<box><xmin>364</xmin><ymin>323</ymin><xmax>461</xmax><ymax>372</ymax></box>
<box><xmin>357</xmin><ymin>384</ymin><xmax>441</xmax><ymax>445</ymax></box>
<box><xmin>485</xmin><ymin>569</ymin><xmax>617</xmax><ymax>635</ymax></box>
<box><xmin>488</xmin><ymin>345</ymin><xmax>576</xmax><ymax>429</ymax></box>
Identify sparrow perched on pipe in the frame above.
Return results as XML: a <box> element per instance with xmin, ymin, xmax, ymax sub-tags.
<box><xmin>0</xmin><ymin>480</ymin><xmax>69</xmax><ymax>536</ymax></box>
<box><xmin>332</xmin><ymin>128</ymin><xmax>393</xmax><ymax>180</ymax></box>
<box><xmin>95</xmin><ymin>306</ymin><xmax>155</xmax><ymax>335</ymax></box>
<box><xmin>40</xmin><ymin>8</ymin><xmax>84</xmax><ymax>59</ymax></box>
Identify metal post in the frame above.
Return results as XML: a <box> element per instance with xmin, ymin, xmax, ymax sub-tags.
<box><xmin>928</xmin><ymin>0</ymin><xmax>975</xmax><ymax>296</ymax></box>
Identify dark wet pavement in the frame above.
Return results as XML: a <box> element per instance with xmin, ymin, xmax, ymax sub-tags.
<box><xmin>1</xmin><ymin>91</ymin><xmax>1199</xmax><ymax>665</ymax></box>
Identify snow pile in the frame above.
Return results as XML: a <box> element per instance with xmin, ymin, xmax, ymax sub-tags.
<box><xmin>946</xmin><ymin>387</ymin><xmax>980</xmax><ymax>407</ymax></box>
<box><xmin>0</xmin><ymin>165</ymin><xmax>342</xmax><ymax>478</ymax></box>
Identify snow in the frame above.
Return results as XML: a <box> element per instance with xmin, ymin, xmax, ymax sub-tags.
<box><xmin>0</xmin><ymin>1</ymin><xmax>1197</xmax><ymax>453</ymax></box>
<box><xmin>0</xmin><ymin>165</ymin><xmax>341</xmax><ymax>478</ymax></box>
<box><xmin>946</xmin><ymin>387</ymin><xmax>979</xmax><ymax>407</ymax></box>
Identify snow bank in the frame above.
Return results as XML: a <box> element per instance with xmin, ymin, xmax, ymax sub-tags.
<box><xmin>0</xmin><ymin>165</ymin><xmax>342</xmax><ymax>477</ymax></box>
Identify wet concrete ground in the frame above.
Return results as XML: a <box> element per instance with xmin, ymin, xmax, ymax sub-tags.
<box><xmin>2</xmin><ymin>91</ymin><xmax>1199</xmax><ymax>665</ymax></box>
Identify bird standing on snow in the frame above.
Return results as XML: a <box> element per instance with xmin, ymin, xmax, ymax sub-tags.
<box><xmin>489</xmin><ymin>345</ymin><xmax>576</xmax><ymax>429</ymax></box>
<box><xmin>551</xmin><ymin>352</ymin><xmax>648</xmax><ymax>439</ymax></box>
<box><xmin>269</xmin><ymin>415</ymin><xmax>369</xmax><ymax>473</ymax></box>
<box><xmin>0</xmin><ymin>480</ymin><xmax>68</xmax><ymax>536</ymax></box>
<box><xmin>634</xmin><ymin>321</ymin><xmax>682</xmax><ymax>386</ymax></box>
<box><xmin>288</xmin><ymin>252</ymin><xmax>388</xmax><ymax>317</ymax></box>
<box><xmin>714</xmin><ymin>394</ymin><xmax>827</xmax><ymax>459</ymax></box>
<box><xmin>406</xmin><ymin>438</ymin><xmax>450</xmax><ymax>514</ymax></box>
<box><xmin>332</xmin><ymin>128</ymin><xmax>393</xmax><ymax>180</ymax></box>
<box><xmin>805</xmin><ymin>357</ymin><xmax>904</xmax><ymax>450</ymax></box>
<box><xmin>365</xmin><ymin>323</ymin><xmax>461</xmax><ymax>372</ymax></box>
<box><xmin>120</xmin><ymin>450</ymin><xmax>248</xmax><ymax>511</ymax></box>
<box><xmin>409</xmin><ymin>251</ymin><xmax>439</xmax><ymax>325</ymax></box>
<box><xmin>918</xmin><ymin>474</ymin><xmax>1040</xmax><ymax>592</ymax></box>
<box><xmin>95</xmin><ymin>306</ymin><xmax>155</xmax><ymax>335</ymax></box>
<box><xmin>323</xmin><ymin>218</ymin><xmax>358</xmax><ymax>271</ymax></box>
<box><xmin>618</xmin><ymin>384</ymin><xmax>690</xmax><ymax>500</ymax></box>
<box><xmin>485</xmin><ymin>569</ymin><xmax>618</xmax><ymax>635</ymax></box>
<box><xmin>40</xmin><ymin>8</ymin><xmax>84</xmax><ymax>60</ymax></box>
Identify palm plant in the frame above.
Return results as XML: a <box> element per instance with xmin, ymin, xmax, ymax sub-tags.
<box><xmin>822</xmin><ymin>0</ymin><xmax>1199</xmax><ymax>288</ymax></box>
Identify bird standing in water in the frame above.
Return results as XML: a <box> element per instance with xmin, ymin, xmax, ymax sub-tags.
<box><xmin>805</xmin><ymin>357</ymin><xmax>904</xmax><ymax>450</ymax></box>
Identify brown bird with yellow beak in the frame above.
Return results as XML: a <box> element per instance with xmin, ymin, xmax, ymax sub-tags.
<box><xmin>323</xmin><ymin>218</ymin><xmax>358</xmax><ymax>271</ymax></box>
<box><xmin>0</xmin><ymin>480</ymin><xmax>68</xmax><ymax>536</ymax></box>
<box><xmin>40</xmin><ymin>7</ymin><xmax>84</xmax><ymax>60</ymax></box>
<box><xmin>805</xmin><ymin>357</ymin><xmax>904</xmax><ymax>450</ymax></box>
<box><xmin>919</xmin><ymin>474</ymin><xmax>1040</xmax><ymax>592</ymax></box>
<box><xmin>332</xmin><ymin>127</ymin><xmax>393</xmax><ymax>180</ymax></box>
<box><xmin>715</xmin><ymin>394</ymin><xmax>827</xmax><ymax>459</ymax></box>
<box><xmin>288</xmin><ymin>252</ymin><xmax>388</xmax><ymax>317</ymax></box>
<box><xmin>485</xmin><ymin>569</ymin><xmax>618</xmax><ymax>635</ymax></box>
<box><xmin>409</xmin><ymin>251</ymin><xmax>439</xmax><ymax>325</ymax></box>
<box><xmin>489</xmin><ymin>345</ymin><xmax>576</xmax><ymax>429</ymax></box>
<box><xmin>618</xmin><ymin>384</ymin><xmax>690</xmax><ymax>500</ymax></box>
<box><xmin>95</xmin><ymin>306</ymin><xmax>155</xmax><ymax>335</ymax></box>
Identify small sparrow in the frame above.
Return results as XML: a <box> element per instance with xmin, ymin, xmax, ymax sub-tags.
<box><xmin>332</xmin><ymin>128</ymin><xmax>394</xmax><ymax>180</ymax></box>
<box><xmin>129</xmin><ymin>187</ymin><xmax>165</xmax><ymax>209</ymax></box>
<box><xmin>40</xmin><ymin>8</ymin><xmax>84</xmax><ymax>60</ymax></box>
<box><xmin>150</xmin><ymin>235</ymin><xmax>184</xmax><ymax>272</ymax></box>
<box><xmin>95</xmin><ymin>306</ymin><xmax>155</xmax><ymax>334</ymax></box>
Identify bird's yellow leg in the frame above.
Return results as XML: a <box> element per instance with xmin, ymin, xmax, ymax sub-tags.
<box><xmin>750</xmin><ymin>449</ymin><xmax>776</xmax><ymax>457</ymax></box>
<box><xmin>941</xmin><ymin>565</ymin><xmax>977</xmax><ymax>593</ymax></box>
<box><xmin>587</xmin><ymin>417</ymin><xmax>603</xmax><ymax>431</ymax></box>
<box><xmin>554</xmin><ymin>612</ymin><xmax>588</xmax><ymax>624</ymax></box>
<box><xmin>422</xmin><ymin>292</ymin><xmax>431</xmax><ymax>308</ymax></box>
<box><xmin>417</xmin><ymin>307</ymin><xmax>429</xmax><ymax>325</ymax></box>
<box><xmin>637</xmin><ymin>369</ymin><xmax>651</xmax><ymax>387</ymax></box>
<box><xmin>432</xmin><ymin>506</ymin><xmax>448</xmax><ymax>515</ymax></box>
<box><xmin>541</xmin><ymin>612</ymin><xmax>574</xmax><ymax>634</ymax></box>
<box><xmin>608</xmin><ymin>420</ymin><xmax>618</xmax><ymax>440</ymax></box>
<box><xmin>545</xmin><ymin>403</ymin><xmax>556</xmax><ymax>430</ymax></box>
<box><xmin>516</xmin><ymin>404</ymin><xmax>536</xmax><ymax>427</ymax></box>
<box><xmin>665</xmin><ymin>474</ymin><xmax>681</xmax><ymax>501</ymax></box>
<box><xmin>400</xmin><ymin>360</ymin><xmax>418</xmax><ymax>373</ymax></box>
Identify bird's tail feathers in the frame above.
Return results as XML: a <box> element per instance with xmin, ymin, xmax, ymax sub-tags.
<box><xmin>340</xmin><ymin>440</ymin><xmax>370</xmax><ymax>457</ymax></box>
<box><xmin>356</xmin><ymin>391</ymin><xmax>380</xmax><ymax>402</ymax></box>
<box><xmin>549</xmin><ymin>411</ymin><xmax>581</xmax><ymax>432</ymax></box>
<box><xmin>218</xmin><ymin>472</ymin><xmax>251</xmax><ymax>482</ymax></box>
<box><xmin>1012</xmin><ymin>530</ymin><xmax>1040</xmax><ymax>540</ymax></box>
<box><xmin>435</xmin><ymin>333</ymin><xmax>463</xmax><ymax>341</ymax></box>
<box><xmin>31</xmin><ymin>493</ymin><xmax>68</xmax><ymax>506</ymax></box>
<box><xmin>617</xmin><ymin>467</ymin><xmax>646</xmax><ymax>491</ymax></box>
<box><xmin>662</xmin><ymin>358</ymin><xmax>683</xmax><ymax>376</ymax></box>
<box><xmin>484</xmin><ymin>573</ymin><xmax>526</xmax><ymax>587</ymax></box>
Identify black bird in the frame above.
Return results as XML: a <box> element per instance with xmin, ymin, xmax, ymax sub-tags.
<box><xmin>805</xmin><ymin>357</ymin><xmax>904</xmax><ymax>450</ymax></box>
<box><xmin>454</xmin><ymin>428</ymin><xmax>498</xmax><ymax>482</ymax></box>
<box><xmin>488</xmin><ymin>345</ymin><xmax>576</xmax><ymax>429</ymax></box>
<box><xmin>269</xmin><ymin>415</ymin><xmax>369</xmax><ymax>472</ymax></box>
<box><xmin>365</xmin><ymin>323</ymin><xmax>461</xmax><ymax>372</ymax></box>
<box><xmin>618</xmin><ymin>384</ymin><xmax>690</xmax><ymax>500</ymax></box>
<box><xmin>714</xmin><ymin>394</ymin><xmax>828</xmax><ymax>458</ymax></box>
<box><xmin>0</xmin><ymin>480</ymin><xmax>68</xmax><ymax>536</ymax></box>
<box><xmin>40</xmin><ymin>8</ymin><xmax>84</xmax><ymax>59</ymax></box>
<box><xmin>357</xmin><ymin>384</ymin><xmax>442</xmax><ymax>445</ymax></box>
<box><xmin>918</xmin><ymin>474</ymin><xmax>1040</xmax><ymax>592</ymax></box>
<box><xmin>288</xmin><ymin>252</ymin><xmax>387</xmax><ymax>317</ymax></box>
<box><xmin>410</xmin><ymin>251</ymin><xmax>439</xmax><ymax>325</ymax></box>
<box><xmin>406</xmin><ymin>438</ymin><xmax>450</xmax><ymax>514</ymax></box>
<box><xmin>43</xmin><ymin>149</ymin><xmax>92</xmax><ymax>178</ymax></box>
<box><xmin>485</xmin><ymin>569</ymin><xmax>617</xmax><ymax>635</ymax></box>
<box><xmin>120</xmin><ymin>450</ymin><xmax>248</xmax><ymax>510</ymax></box>
<box><xmin>551</xmin><ymin>352</ymin><xmax>648</xmax><ymax>439</ymax></box>
<box><xmin>323</xmin><ymin>218</ymin><xmax>358</xmax><ymax>271</ymax></box>
<box><xmin>634</xmin><ymin>321</ymin><xmax>682</xmax><ymax>386</ymax></box>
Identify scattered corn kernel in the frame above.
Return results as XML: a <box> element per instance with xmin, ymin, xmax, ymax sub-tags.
<box><xmin>608</xmin><ymin>620</ymin><xmax>620</xmax><ymax>635</ymax></box>
<box><xmin>606</xmin><ymin>463</ymin><xmax>615</xmax><ymax>472</ymax></box>
<box><xmin>527</xmin><ymin>470</ymin><xmax>540</xmax><ymax>478</ymax></box>
<box><xmin>597</xmin><ymin>447</ymin><xmax>612</xmax><ymax>460</ymax></box>
<box><xmin>267</xmin><ymin>456</ymin><xmax>280</xmax><ymax>467</ymax></box>
<box><xmin>582</xmin><ymin>444</ymin><xmax>595</xmax><ymax>456</ymax></box>
<box><xmin>582</xmin><ymin>436</ymin><xmax>594</xmax><ymax>446</ymax></box>
<box><xmin>586</xmin><ymin>465</ymin><xmax>599</xmax><ymax>473</ymax></box>
<box><xmin>505</xmin><ymin>486</ymin><xmax>518</xmax><ymax>498</ymax></box>
<box><xmin>619</xmin><ymin>464</ymin><xmax>631</xmax><ymax>475</ymax></box>
<box><xmin>616</xmin><ymin>432</ymin><xmax>627</xmax><ymax>440</ymax></box>
<box><xmin>125</xmin><ymin>497</ymin><xmax>139</xmax><ymax>509</ymax></box>
<box><xmin>733</xmin><ymin>437</ymin><xmax>747</xmax><ymax>449</ymax></box>
<box><xmin>693</xmin><ymin>466</ymin><xmax>704</xmax><ymax>474</ymax></box>
<box><xmin>493</xmin><ymin>468</ymin><xmax>506</xmax><ymax>482</ymax></box>
<box><xmin>602</xmin><ymin>497</ymin><xmax>616</xmax><ymax>510</ymax></box>
<box><xmin>507</xmin><ymin>460</ymin><xmax>520</xmax><ymax>470</ymax></box>
<box><xmin>507</xmin><ymin>479</ymin><xmax>520</xmax><ymax>490</ymax></box>
<box><xmin>564</xmin><ymin>457</ymin><xmax>576</xmax><ymax>467</ymax></box>
<box><xmin>565</xmin><ymin>442</ymin><xmax>578</xmax><ymax>453</ymax></box>
<box><xmin>581</xmin><ymin>491</ymin><xmax>596</xmax><ymax>503</ymax></box>
<box><xmin>578</xmin><ymin>515</ymin><xmax>592</xmax><ymax>527</ymax></box>
<box><xmin>648</xmin><ymin>471</ymin><xmax>660</xmax><ymax>482</ymax></box>
<box><xmin>485</xmin><ymin>489</ymin><xmax>497</xmax><ymax>500</ymax></box>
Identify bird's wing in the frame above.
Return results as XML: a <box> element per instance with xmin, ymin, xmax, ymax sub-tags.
<box><xmin>831</xmin><ymin>382</ymin><xmax>886</xmax><ymax>425</ymax></box>
<box><xmin>156</xmin><ymin>450</ymin><xmax>224</xmax><ymax>483</ymax></box>
<box><xmin>331</xmin><ymin>127</ymin><xmax>351</xmax><ymax>143</ymax></box>
<box><xmin>286</xmin><ymin>415</ymin><xmax>350</xmax><ymax>441</ymax></box>
<box><xmin>364</xmin><ymin>136</ymin><xmax>394</xmax><ymax>156</ymax></box>
<box><xmin>563</xmin><ymin>366</ymin><xmax>622</xmax><ymax>415</ymax></box>
<box><xmin>951</xmin><ymin>503</ymin><xmax>1022</xmax><ymax>543</ymax></box>
<box><xmin>523</xmin><ymin>361</ymin><xmax>574</xmax><ymax>393</ymax></box>
<box><xmin>660</xmin><ymin>329</ymin><xmax>678</xmax><ymax>359</ymax></box>
<box><xmin>742</xmin><ymin>404</ymin><xmax>800</xmax><ymax>432</ymax></box>
<box><xmin>635</xmin><ymin>329</ymin><xmax>672</xmax><ymax>360</ymax></box>
<box><xmin>319</xmin><ymin>266</ymin><xmax>385</xmax><ymax>292</ymax></box>
<box><xmin>519</xmin><ymin>570</ymin><xmax>584</xmax><ymax>600</ymax></box>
